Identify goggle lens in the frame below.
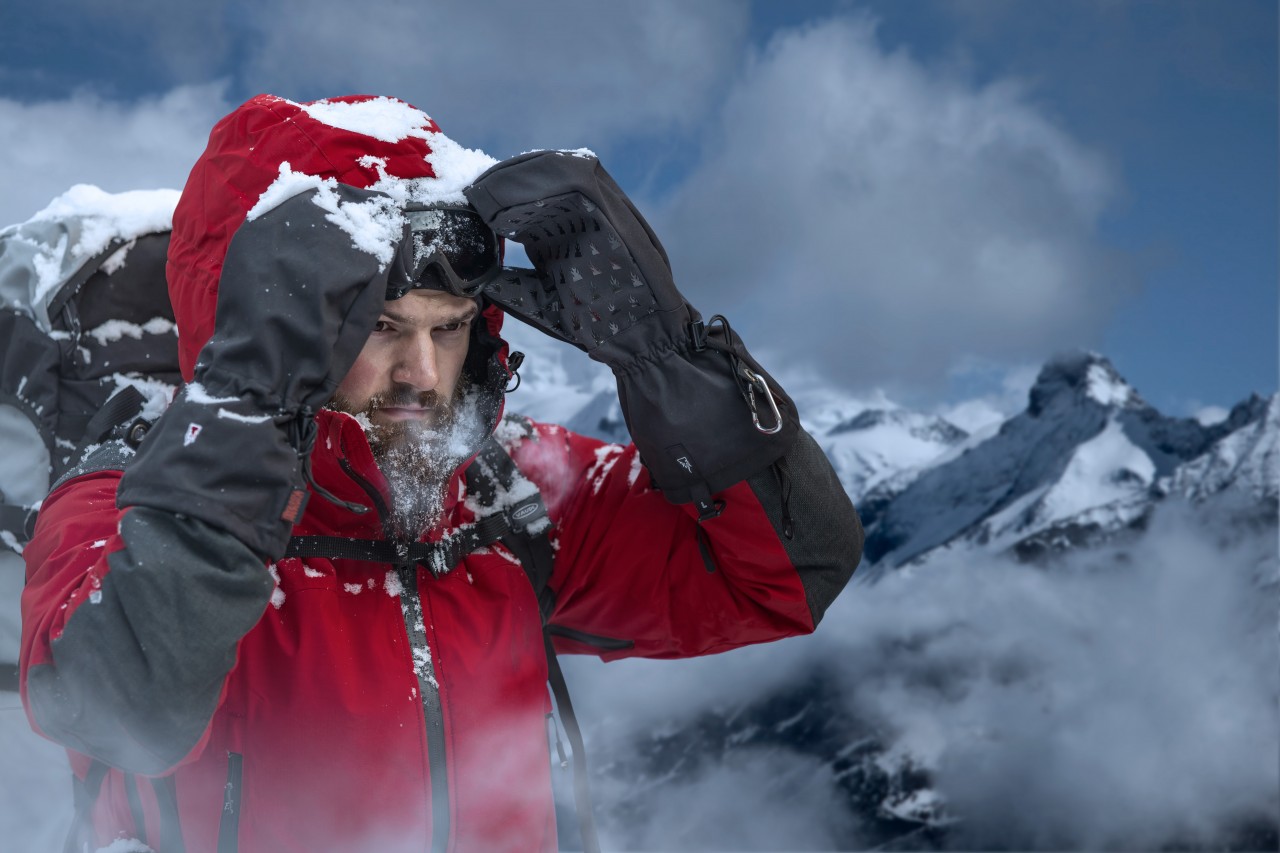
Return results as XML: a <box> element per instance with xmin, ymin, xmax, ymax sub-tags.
<box><xmin>400</xmin><ymin>207</ymin><xmax>500</xmax><ymax>296</ymax></box>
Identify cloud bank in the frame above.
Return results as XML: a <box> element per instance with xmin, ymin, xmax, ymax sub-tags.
<box><xmin>238</xmin><ymin>0</ymin><xmax>749</xmax><ymax>156</ymax></box>
<box><xmin>565</xmin><ymin>500</ymin><xmax>1279</xmax><ymax>850</ymax></box>
<box><xmin>2</xmin><ymin>8</ymin><xmax>1138</xmax><ymax>400</ymax></box>
<box><xmin>0</xmin><ymin>84</ymin><xmax>231</xmax><ymax>227</ymax></box>
<box><xmin>655</xmin><ymin>16</ymin><xmax>1132</xmax><ymax>390</ymax></box>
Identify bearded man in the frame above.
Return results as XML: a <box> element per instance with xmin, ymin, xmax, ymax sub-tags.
<box><xmin>19</xmin><ymin>94</ymin><xmax>863</xmax><ymax>853</ymax></box>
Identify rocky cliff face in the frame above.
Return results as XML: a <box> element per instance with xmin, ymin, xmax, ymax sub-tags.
<box><xmin>854</xmin><ymin>352</ymin><xmax>1275</xmax><ymax>570</ymax></box>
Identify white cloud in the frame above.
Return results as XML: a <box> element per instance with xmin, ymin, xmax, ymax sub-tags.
<box><xmin>238</xmin><ymin>0</ymin><xmax>748</xmax><ymax>155</ymax></box>
<box><xmin>565</xmin><ymin>500</ymin><xmax>1278</xmax><ymax>850</ymax></box>
<box><xmin>598</xmin><ymin>748</ymin><xmax>860</xmax><ymax>851</ymax></box>
<box><xmin>1194</xmin><ymin>404</ymin><xmax>1230</xmax><ymax>426</ymax></box>
<box><xmin>0</xmin><ymin>84</ymin><xmax>232</xmax><ymax>228</ymax></box>
<box><xmin>935</xmin><ymin>358</ymin><xmax>1039</xmax><ymax>432</ymax></box>
<box><xmin>654</xmin><ymin>16</ymin><xmax>1133</xmax><ymax>390</ymax></box>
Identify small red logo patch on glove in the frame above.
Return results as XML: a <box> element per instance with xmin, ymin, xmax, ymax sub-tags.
<box><xmin>281</xmin><ymin>489</ymin><xmax>309</xmax><ymax>523</ymax></box>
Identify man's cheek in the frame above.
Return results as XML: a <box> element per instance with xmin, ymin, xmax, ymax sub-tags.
<box><xmin>335</xmin><ymin>348</ymin><xmax>384</xmax><ymax>401</ymax></box>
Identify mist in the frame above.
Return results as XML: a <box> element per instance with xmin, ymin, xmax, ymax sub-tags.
<box><xmin>560</xmin><ymin>499</ymin><xmax>1279</xmax><ymax>850</ymax></box>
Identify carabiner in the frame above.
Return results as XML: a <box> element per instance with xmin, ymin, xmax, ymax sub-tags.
<box><xmin>740</xmin><ymin>365</ymin><xmax>783</xmax><ymax>435</ymax></box>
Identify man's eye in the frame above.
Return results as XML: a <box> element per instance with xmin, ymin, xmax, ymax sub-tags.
<box><xmin>437</xmin><ymin>321</ymin><xmax>469</xmax><ymax>334</ymax></box>
<box><xmin>372</xmin><ymin>320</ymin><xmax>392</xmax><ymax>333</ymax></box>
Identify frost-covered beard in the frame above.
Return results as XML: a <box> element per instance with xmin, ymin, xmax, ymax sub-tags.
<box><xmin>330</xmin><ymin>376</ymin><xmax>483</xmax><ymax>542</ymax></box>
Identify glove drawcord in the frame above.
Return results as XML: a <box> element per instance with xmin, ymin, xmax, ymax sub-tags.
<box><xmin>288</xmin><ymin>411</ymin><xmax>369</xmax><ymax>515</ymax></box>
<box><xmin>771</xmin><ymin>457</ymin><xmax>794</xmax><ymax>540</ymax></box>
<box><xmin>700</xmin><ymin>315</ymin><xmax>784</xmax><ymax>434</ymax></box>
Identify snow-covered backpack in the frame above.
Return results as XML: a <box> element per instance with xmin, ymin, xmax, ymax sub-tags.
<box><xmin>0</xmin><ymin>186</ymin><xmax>183</xmax><ymax>556</ymax></box>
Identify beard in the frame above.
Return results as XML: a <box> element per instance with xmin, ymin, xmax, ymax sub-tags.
<box><xmin>329</xmin><ymin>376</ymin><xmax>479</xmax><ymax>543</ymax></box>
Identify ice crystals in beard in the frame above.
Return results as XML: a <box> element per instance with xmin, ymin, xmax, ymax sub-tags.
<box><xmin>374</xmin><ymin>380</ymin><xmax>488</xmax><ymax>548</ymax></box>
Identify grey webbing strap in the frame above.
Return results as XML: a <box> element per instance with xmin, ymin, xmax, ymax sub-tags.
<box><xmin>150</xmin><ymin>774</ymin><xmax>186</xmax><ymax>853</ymax></box>
<box><xmin>471</xmin><ymin>440</ymin><xmax>601</xmax><ymax>853</ymax></box>
<box><xmin>63</xmin><ymin>759</ymin><xmax>109</xmax><ymax>853</ymax></box>
<box><xmin>0</xmin><ymin>661</ymin><xmax>17</xmax><ymax>693</ymax></box>
<box><xmin>0</xmin><ymin>504</ymin><xmax>37</xmax><ymax>549</ymax></box>
<box><xmin>284</xmin><ymin>512</ymin><xmax>511</xmax><ymax>573</ymax></box>
<box><xmin>499</xmin><ymin>529</ymin><xmax>557</xmax><ymax>624</ymax></box>
<box><xmin>62</xmin><ymin>385</ymin><xmax>147</xmax><ymax>476</ymax></box>
<box><xmin>544</xmin><ymin>630</ymin><xmax>601</xmax><ymax>853</ymax></box>
<box><xmin>124</xmin><ymin>773</ymin><xmax>148</xmax><ymax>849</ymax></box>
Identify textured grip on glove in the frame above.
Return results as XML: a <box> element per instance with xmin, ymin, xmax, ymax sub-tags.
<box><xmin>481</xmin><ymin>191</ymin><xmax>663</xmax><ymax>351</ymax></box>
<box><xmin>465</xmin><ymin>151</ymin><xmax>684</xmax><ymax>354</ymax></box>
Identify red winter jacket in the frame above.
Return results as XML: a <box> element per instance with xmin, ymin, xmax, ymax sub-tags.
<box><xmin>20</xmin><ymin>95</ymin><xmax>862</xmax><ymax>852</ymax></box>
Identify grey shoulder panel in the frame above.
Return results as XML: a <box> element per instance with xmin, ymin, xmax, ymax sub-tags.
<box><xmin>52</xmin><ymin>438</ymin><xmax>138</xmax><ymax>492</ymax></box>
<box><xmin>26</xmin><ymin>506</ymin><xmax>273</xmax><ymax>774</ymax></box>
<box><xmin>747</xmin><ymin>429</ymin><xmax>863</xmax><ymax>627</ymax></box>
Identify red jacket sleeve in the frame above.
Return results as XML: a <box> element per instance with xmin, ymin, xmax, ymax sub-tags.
<box><xmin>509</xmin><ymin>420</ymin><xmax>862</xmax><ymax>660</ymax></box>
<box><xmin>20</xmin><ymin>467</ymin><xmax>273</xmax><ymax>775</ymax></box>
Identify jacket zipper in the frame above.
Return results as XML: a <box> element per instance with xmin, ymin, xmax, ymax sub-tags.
<box><xmin>340</xmin><ymin>458</ymin><xmax>450</xmax><ymax>853</ymax></box>
<box><xmin>217</xmin><ymin>752</ymin><xmax>242</xmax><ymax>853</ymax></box>
<box><xmin>397</xmin><ymin>562</ymin><xmax>450</xmax><ymax>853</ymax></box>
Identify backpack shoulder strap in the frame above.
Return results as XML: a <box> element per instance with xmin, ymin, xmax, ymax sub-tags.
<box><xmin>465</xmin><ymin>434</ymin><xmax>601</xmax><ymax>853</ymax></box>
<box><xmin>283</xmin><ymin>435</ymin><xmax>554</xmax><ymax>589</ymax></box>
<box><xmin>464</xmin><ymin>435</ymin><xmax>557</xmax><ymax>620</ymax></box>
<box><xmin>48</xmin><ymin>387</ymin><xmax>154</xmax><ymax>495</ymax></box>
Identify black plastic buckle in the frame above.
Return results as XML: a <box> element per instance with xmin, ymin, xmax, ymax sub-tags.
<box><xmin>506</xmin><ymin>350</ymin><xmax>525</xmax><ymax>393</ymax></box>
<box><xmin>119</xmin><ymin>417</ymin><xmax>152</xmax><ymax>448</ymax></box>
<box><xmin>688</xmin><ymin>320</ymin><xmax>708</xmax><ymax>352</ymax></box>
<box><xmin>695</xmin><ymin>498</ymin><xmax>725</xmax><ymax>523</ymax></box>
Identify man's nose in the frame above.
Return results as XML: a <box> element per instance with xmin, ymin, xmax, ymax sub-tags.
<box><xmin>391</xmin><ymin>332</ymin><xmax>440</xmax><ymax>392</ymax></box>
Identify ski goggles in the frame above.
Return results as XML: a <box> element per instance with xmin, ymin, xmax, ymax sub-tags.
<box><xmin>387</xmin><ymin>205</ymin><xmax>502</xmax><ymax>300</ymax></box>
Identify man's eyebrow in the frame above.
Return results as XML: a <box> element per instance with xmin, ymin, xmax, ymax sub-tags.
<box><xmin>380</xmin><ymin>303</ymin><xmax>480</xmax><ymax>327</ymax></box>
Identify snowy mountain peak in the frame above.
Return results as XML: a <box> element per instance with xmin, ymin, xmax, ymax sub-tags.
<box><xmin>859</xmin><ymin>352</ymin><xmax>1275</xmax><ymax>569</ymax></box>
<box><xmin>1028</xmin><ymin>351</ymin><xmax>1144</xmax><ymax>417</ymax></box>
<box><xmin>1167</xmin><ymin>392</ymin><xmax>1280</xmax><ymax>508</ymax></box>
<box><xmin>815</xmin><ymin>408</ymin><xmax>968</xmax><ymax>503</ymax></box>
<box><xmin>827</xmin><ymin>408</ymin><xmax>967</xmax><ymax>445</ymax></box>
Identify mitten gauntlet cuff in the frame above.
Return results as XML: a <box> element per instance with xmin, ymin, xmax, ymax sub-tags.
<box><xmin>117</xmin><ymin>392</ymin><xmax>311</xmax><ymax>559</ymax></box>
<box><xmin>600</xmin><ymin>315</ymin><xmax>798</xmax><ymax>515</ymax></box>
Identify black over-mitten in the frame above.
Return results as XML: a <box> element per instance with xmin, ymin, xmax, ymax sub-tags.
<box><xmin>465</xmin><ymin>151</ymin><xmax>798</xmax><ymax>514</ymax></box>
<box><xmin>118</xmin><ymin>186</ymin><xmax>402</xmax><ymax>557</ymax></box>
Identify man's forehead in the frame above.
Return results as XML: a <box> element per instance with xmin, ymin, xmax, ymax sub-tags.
<box><xmin>381</xmin><ymin>290</ymin><xmax>480</xmax><ymax>325</ymax></box>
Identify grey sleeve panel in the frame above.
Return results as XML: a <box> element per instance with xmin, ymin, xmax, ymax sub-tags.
<box><xmin>26</xmin><ymin>507</ymin><xmax>273</xmax><ymax>775</ymax></box>
<box><xmin>747</xmin><ymin>429</ymin><xmax>863</xmax><ymax>627</ymax></box>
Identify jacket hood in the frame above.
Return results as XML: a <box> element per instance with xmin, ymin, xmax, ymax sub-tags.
<box><xmin>168</xmin><ymin>93</ymin><xmax>507</xmax><ymax>381</ymax></box>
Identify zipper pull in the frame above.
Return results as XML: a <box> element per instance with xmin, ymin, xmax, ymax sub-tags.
<box><xmin>546</xmin><ymin>712</ymin><xmax>569</xmax><ymax>769</ymax></box>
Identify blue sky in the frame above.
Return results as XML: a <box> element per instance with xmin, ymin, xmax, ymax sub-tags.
<box><xmin>1</xmin><ymin>0</ymin><xmax>1274</xmax><ymax>420</ymax></box>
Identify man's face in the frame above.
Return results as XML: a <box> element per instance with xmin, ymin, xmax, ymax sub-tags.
<box><xmin>330</xmin><ymin>288</ymin><xmax>479</xmax><ymax>438</ymax></box>
<box><xmin>329</xmin><ymin>288</ymin><xmax>481</xmax><ymax>538</ymax></box>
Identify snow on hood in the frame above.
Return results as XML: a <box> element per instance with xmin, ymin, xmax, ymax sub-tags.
<box><xmin>167</xmin><ymin>93</ymin><xmax>501</xmax><ymax>380</ymax></box>
<box><xmin>0</xmin><ymin>186</ymin><xmax>179</xmax><ymax>332</ymax></box>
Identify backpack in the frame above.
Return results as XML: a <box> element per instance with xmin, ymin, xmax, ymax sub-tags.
<box><xmin>0</xmin><ymin>186</ymin><xmax>183</xmax><ymax>555</ymax></box>
<box><xmin>0</xmin><ymin>187</ymin><xmax>601</xmax><ymax>852</ymax></box>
